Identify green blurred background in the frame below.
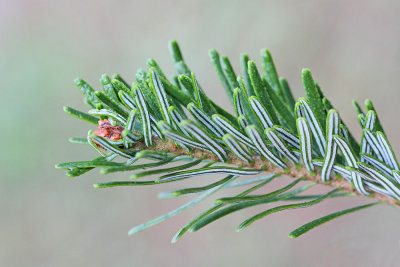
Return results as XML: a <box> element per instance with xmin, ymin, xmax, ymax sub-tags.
<box><xmin>2</xmin><ymin>0</ymin><xmax>400</xmax><ymax>266</ymax></box>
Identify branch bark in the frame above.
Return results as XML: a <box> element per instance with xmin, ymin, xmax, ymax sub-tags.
<box><xmin>130</xmin><ymin>137</ymin><xmax>400</xmax><ymax>207</ymax></box>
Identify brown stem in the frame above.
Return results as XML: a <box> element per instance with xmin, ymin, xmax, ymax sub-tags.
<box><xmin>130</xmin><ymin>137</ymin><xmax>400</xmax><ymax>207</ymax></box>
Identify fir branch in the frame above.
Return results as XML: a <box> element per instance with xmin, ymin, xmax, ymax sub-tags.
<box><xmin>57</xmin><ymin>40</ymin><xmax>400</xmax><ymax>241</ymax></box>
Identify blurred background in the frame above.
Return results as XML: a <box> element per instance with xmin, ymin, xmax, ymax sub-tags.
<box><xmin>1</xmin><ymin>0</ymin><xmax>400</xmax><ymax>266</ymax></box>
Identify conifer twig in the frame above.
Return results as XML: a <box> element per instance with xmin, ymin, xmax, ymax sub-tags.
<box><xmin>57</xmin><ymin>40</ymin><xmax>400</xmax><ymax>240</ymax></box>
